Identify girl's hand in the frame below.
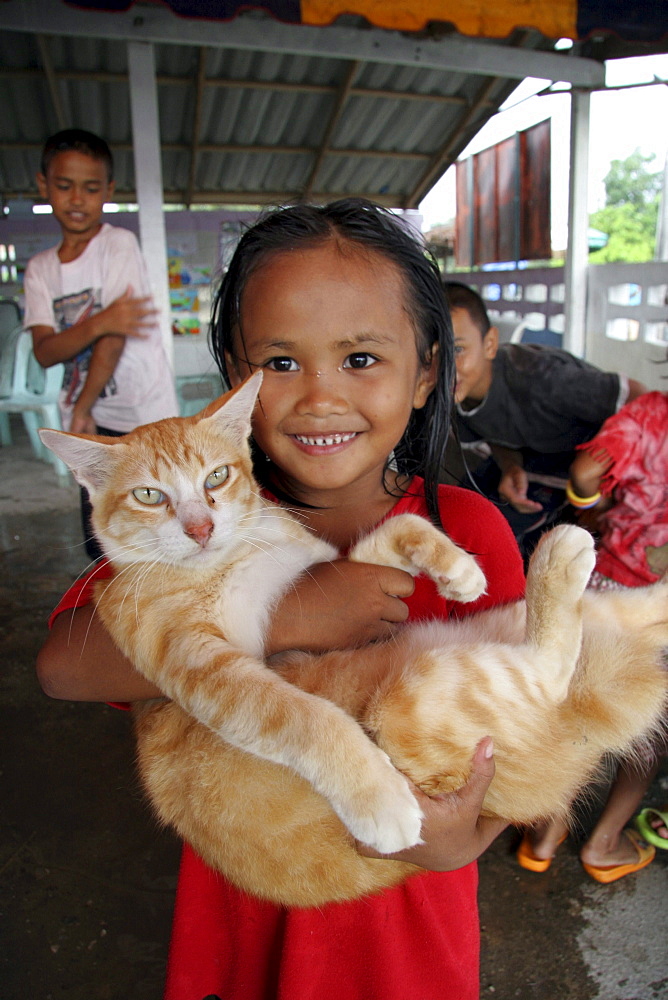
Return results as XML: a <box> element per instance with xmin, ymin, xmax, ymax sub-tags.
<box><xmin>357</xmin><ymin>738</ymin><xmax>508</xmax><ymax>870</ymax></box>
<box><xmin>265</xmin><ymin>558</ymin><xmax>415</xmax><ymax>655</ymax></box>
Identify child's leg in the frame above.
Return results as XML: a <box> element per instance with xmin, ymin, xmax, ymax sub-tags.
<box><xmin>521</xmin><ymin>816</ymin><xmax>570</xmax><ymax>863</ymax></box>
<box><xmin>579</xmin><ymin>758</ymin><xmax>660</xmax><ymax>867</ymax></box>
<box><xmin>520</xmin><ymin>757</ymin><xmax>659</xmax><ymax>870</ymax></box>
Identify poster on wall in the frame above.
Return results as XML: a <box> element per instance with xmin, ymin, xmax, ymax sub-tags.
<box><xmin>168</xmin><ymin>251</ymin><xmax>211</xmax><ymax>335</ymax></box>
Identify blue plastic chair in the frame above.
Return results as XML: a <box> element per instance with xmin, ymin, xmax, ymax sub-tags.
<box><xmin>0</xmin><ymin>330</ymin><xmax>68</xmax><ymax>479</ymax></box>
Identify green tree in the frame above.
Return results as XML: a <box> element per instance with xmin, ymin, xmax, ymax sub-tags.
<box><xmin>589</xmin><ymin>149</ymin><xmax>661</xmax><ymax>263</ymax></box>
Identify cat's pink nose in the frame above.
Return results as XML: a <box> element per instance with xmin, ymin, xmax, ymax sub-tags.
<box><xmin>185</xmin><ymin>519</ymin><xmax>214</xmax><ymax>547</ymax></box>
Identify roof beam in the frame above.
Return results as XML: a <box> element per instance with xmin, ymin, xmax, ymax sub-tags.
<box><xmin>1</xmin><ymin>0</ymin><xmax>606</xmax><ymax>87</ymax></box>
<box><xmin>10</xmin><ymin>189</ymin><xmax>404</xmax><ymax>208</ymax></box>
<box><xmin>406</xmin><ymin>75</ymin><xmax>508</xmax><ymax>206</ymax></box>
<box><xmin>185</xmin><ymin>46</ymin><xmax>207</xmax><ymax>209</ymax></box>
<box><xmin>302</xmin><ymin>60</ymin><xmax>359</xmax><ymax>202</ymax></box>
<box><xmin>0</xmin><ymin>66</ymin><xmax>471</xmax><ymax>106</ymax></box>
<box><xmin>35</xmin><ymin>34</ymin><xmax>67</xmax><ymax>129</ymax></box>
<box><xmin>0</xmin><ymin>140</ymin><xmax>430</xmax><ymax>162</ymax></box>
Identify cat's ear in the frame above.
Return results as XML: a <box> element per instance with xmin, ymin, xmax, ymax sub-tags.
<box><xmin>204</xmin><ymin>370</ymin><xmax>263</xmax><ymax>445</ymax></box>
<box><xmin>38</xmin><ymin>428</ymin><xmax>127</xmax><ymax>494</ymax></box>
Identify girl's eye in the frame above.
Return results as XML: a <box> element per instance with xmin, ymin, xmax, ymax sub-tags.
<box><xmin>205</xmin><ymin>465</ymin><xmax>229</xmax><ymax>489</ymax></box>
<box><xmin>454</xmin><ymin>344</ymin><xmax>464</xmax><ymax>355</ymax></box>
<box><xmin>343</xmin><ymin>352</ymin><xmax>377</xmax><ymax>370</ymax></box>
<box><xmin>132</xmin><ymin>487</ymin><xmax>165</xmax><ymax>506</ymax></box>
<box><xmin>265</xmin><ymin>356</ymin><xmax>298</xmax><ymax>372</ymax></box>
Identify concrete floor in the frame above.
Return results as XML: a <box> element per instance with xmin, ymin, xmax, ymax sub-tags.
<box><xmin>1</xmin><ymin>414</ymin><xmax>667</xmax><ymax>1000</ymax></box>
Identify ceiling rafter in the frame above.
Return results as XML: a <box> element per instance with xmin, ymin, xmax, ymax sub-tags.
<box><xmin>1</xmin><ymin>140</ymin><xmax>429</xmax><ymax>161</ymax></box>
<box><xmin>1</xmin><ymin>65</ymin><xmax>472</xmax><ymax>108</ymax></box>
<box><xmin>185</xmin><ymin>46</ymin><xmax>207</xmax><ymax>209</ymax></box>
<box><xmin>9</xmin><ymin>188</ymin><xmax>404</xmax><ymax>207</ymax></box>
<box><xmin>407</xmin><ymin>74</ymin><xmax>508</xmax><ymax>206</ymax></box>
<box><xmin>302</xmin><ymin>60</ymin><xmax>359</xmax><ymax>202</ymax></box>
<box><xmin>35</xmin><ymin>34</ymin><xmax>67</xmax><ymax>130</ymax></box>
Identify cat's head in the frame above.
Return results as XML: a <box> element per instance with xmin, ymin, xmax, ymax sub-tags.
<box><xmin>40</xmin><ymin>371</ymin><xmax>264</xmax><ymax>568</ymax></box>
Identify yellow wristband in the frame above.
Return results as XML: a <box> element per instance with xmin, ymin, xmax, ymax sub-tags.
<box><xmin>565</xmin><ymin>481</ymin><xmax>602</xmax><ymax>509</ymax></box>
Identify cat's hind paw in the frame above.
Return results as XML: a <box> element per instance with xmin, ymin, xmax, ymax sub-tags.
<box><xmin>533</xmin><ymin>524</ymin><xmax>596</xmax><ymax>595</ymax></box>
<box><xmin>337</xmin><ymin>759</ymin><xmax>424</xmax><ymax>854</ymax></box>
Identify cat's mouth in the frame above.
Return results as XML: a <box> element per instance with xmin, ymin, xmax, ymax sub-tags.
<box><xmin>292</xmin><ymin>432</ymin><xmax>359</xmax><ymax>448</ymax></box>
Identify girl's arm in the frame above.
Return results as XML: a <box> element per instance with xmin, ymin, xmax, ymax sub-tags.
<box><xmin>37</xmin><ymin>604</ymin><xmax>163</xmax><ymax>702</ymax></box>
<box><xmin>37</xmin><ymin>560</ymin><xmax>417</xmax><ymax>702</ymax></box>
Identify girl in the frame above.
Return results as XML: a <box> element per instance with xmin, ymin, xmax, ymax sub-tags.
<box><xmin>38</xmin><ymin>199</ymin><xmax>526</xmax><ymax>1000</ymax></box>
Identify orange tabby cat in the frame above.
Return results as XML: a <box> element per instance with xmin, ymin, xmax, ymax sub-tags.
<box><xmin>40</xmin><ymin>374</ymin><xmax>668</xmax><ymax>908</ymax></box>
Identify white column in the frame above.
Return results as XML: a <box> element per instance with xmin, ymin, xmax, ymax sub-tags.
<box><xmin>563</xmin><ymin>88</ymin><xmax>591</xmax><ymax>359</ymax></box>
<box><xmin>127</xmin><ymin>40</ymin><xmax>173</xmax><ymax>364</ymax></box>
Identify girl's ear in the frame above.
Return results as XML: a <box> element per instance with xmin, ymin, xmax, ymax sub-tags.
<box><xmin>224</xmin><ymin>350</ymin><xmax>241</xmax><ymax>387</ymax></box>
<box><xmin>412</xmin><ymin>344</ymin><xmax>439</xmax><ymax>410</ymax></box>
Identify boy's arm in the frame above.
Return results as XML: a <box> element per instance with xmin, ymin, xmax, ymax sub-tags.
<box><xmin>30</xmin><ymin>286</ymin><xmax>157</xmax><ymax>368</ymax></box>
<box><xmin>626</xmin><ymin>378</ymin><xmax>646</xmax><ymax>403</ymax></box>
<box><xmin>70</xmin><ymin>334</ymin><xmax>125</xmax><ymax>434</ymax></box>
<box><xmin>490</xmin><ymin>444</ymin><xmax>543</xmax><ymax>514</ymax></box>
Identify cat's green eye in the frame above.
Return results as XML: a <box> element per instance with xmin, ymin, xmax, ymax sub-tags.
<box><xmin>132</xmin><ymin>487</ymin><xmax>165</xmax><ymax>506</ymax></box>
<box><xmin>205</xmin><ymin>465</ymin><xmax>229</xmax><ymax>490</ymax></box>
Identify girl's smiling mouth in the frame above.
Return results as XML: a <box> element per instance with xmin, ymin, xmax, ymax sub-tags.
<box><xmin>292</xmin><ymin>432</ymin><xmax>360</xmax><ymax>448</ymax></box>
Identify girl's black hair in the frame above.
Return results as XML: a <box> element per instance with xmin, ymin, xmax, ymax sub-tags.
<box><xmin>210</xmin><ymin>197</ymin><xmax>454</xmax><ymax>530</ymax></box>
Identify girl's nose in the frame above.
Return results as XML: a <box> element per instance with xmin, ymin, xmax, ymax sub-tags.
<box><xmin>294</xmin><ymin>369</ymin><xmax>348</xmax><ymax>416</ymax></box>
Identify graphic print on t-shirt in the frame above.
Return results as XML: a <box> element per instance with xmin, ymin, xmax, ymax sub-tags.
<box><xmin>53</xmin><ymin>287</ymin><xmax>118</xmax><ymax>405</ymax></box>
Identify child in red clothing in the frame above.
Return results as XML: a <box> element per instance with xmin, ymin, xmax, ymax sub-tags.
<box><xmin>39</xmin><ymin>200</ymin><xmax>525</xmax><ymax>999</ymax></box>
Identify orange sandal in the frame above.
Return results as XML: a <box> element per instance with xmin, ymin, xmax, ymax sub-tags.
<box><xmin>581</xmin><ymin>829</ymin><xmax>655</xmax><ymax>884</ymax></box>
<box><xmin>517</xmin><ymin>831</ymin><xmax>568</xmax><ymax>873</ymax></box>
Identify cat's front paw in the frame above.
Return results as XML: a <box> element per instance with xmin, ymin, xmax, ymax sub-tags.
<box><xmin>338</xmin><ymin>756</ymin><xmax>424</xmax><ymax>854</ymax></box>
<box><xmin>433</xmin><ymin>551</ymin><xmax>487</xmax><ymax>603</ymax></box>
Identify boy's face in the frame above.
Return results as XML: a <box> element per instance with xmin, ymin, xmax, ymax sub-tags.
<box><xmin>37</xmin><ymin>150</ymin><xmax>114</xmax><ymax>240</ymax></box>
<box><xmin>451</xmin><ymin>306</ymin><xmax>498</xmax><ymax>405</ymax></box>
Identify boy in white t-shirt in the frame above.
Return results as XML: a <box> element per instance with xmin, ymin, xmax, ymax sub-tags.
<box><xmin>24</xmin><ymin>128</ymin><xmax>178</xmax><ymax>557</ymax></box>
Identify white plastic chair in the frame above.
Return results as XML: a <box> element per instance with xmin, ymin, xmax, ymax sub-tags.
<box><xmin>0</xmin><ymin>330</ymin><xmax>68</xmax><ymax>479</ymax></box>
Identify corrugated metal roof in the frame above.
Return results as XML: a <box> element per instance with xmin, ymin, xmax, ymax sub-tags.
<box><xmin>0</xmin><ymin>1</ymin><xmax>665</xmax><ymax>210</ymax></box>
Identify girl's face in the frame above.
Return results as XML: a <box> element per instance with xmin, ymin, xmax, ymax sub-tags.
<box><xmin>227</xmin><ymin>241</ymin><xmax>437</xmax><ymax>504</ymax></box>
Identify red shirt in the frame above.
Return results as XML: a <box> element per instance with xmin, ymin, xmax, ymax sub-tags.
<box><xmin>51</xmin><ymin>480</ymin><xmax>525</xmax><ymax>1000</ymax></box>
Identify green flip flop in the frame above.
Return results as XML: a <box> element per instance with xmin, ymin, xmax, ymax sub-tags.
<box><xmin>634</xmin><ymin>808</ymin><xmax>668</xmax><ymax>850</ymax></box>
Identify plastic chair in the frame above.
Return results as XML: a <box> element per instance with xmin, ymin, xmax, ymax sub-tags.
<box><xmin>175</xmin><ymin>373</ymin><xmax>224</xmax><ymax>417</ymax></box>
<box><xmin>0</xmin><ymin>330</ymin><xmax>68</xmax><ymax>479</ymax></box>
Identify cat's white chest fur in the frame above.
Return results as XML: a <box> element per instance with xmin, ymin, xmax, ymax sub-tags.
<box><xmin>217</xmin><ymin>508</ymin><xmax>337</xmax><ymax>656</ymax></box>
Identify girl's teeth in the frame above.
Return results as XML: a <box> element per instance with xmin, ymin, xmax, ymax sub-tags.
<box><xmin>296</xmin><ymin>433</ymin><xmax>356</xmax><ymax>447</ymax></box>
